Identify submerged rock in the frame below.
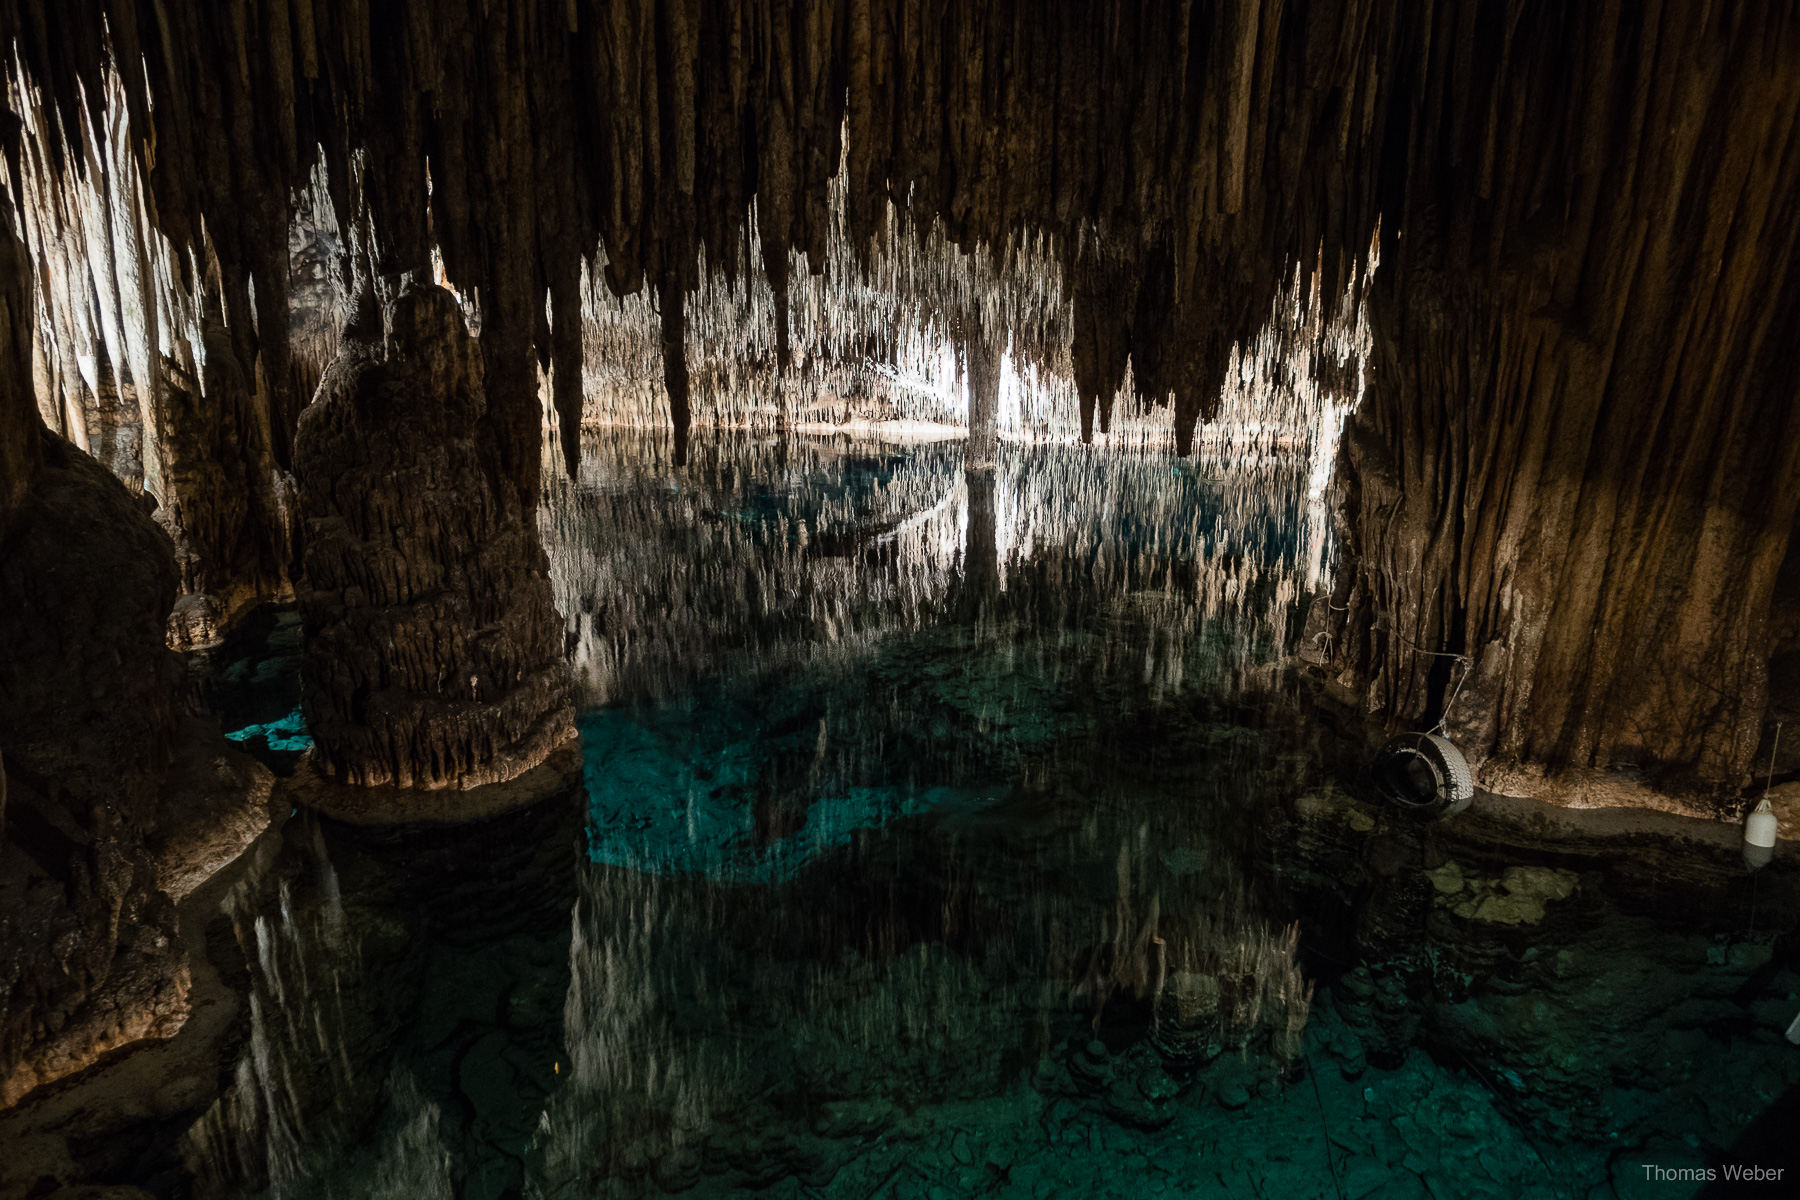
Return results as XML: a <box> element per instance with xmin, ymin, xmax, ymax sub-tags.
<box><xmin>1450</xmin><ymin>865</ymin><xmax>1579</xmax><ymax>925</ymax></box>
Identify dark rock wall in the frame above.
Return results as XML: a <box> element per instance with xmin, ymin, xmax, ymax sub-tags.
<box><xmin>292</xmin><ymin>284</ymin><xmax>575</xmax><ymax>790</ymax></box>
<box><xmin>0</xmin><ymin>221</ymin><xmax>36</xmax><ymax>541</ymax></box>
<box><xmin>1312</xmin><ymin>6</ymin><xmax>1800</xmax><ymax>803</ymax></box>
<box><xmin>0</xmin><ymin>425</ymin><xmax>189</xmax><ymax>1106</ymax></box>
<box><xmin>1</xmin><ymin>217</ymin><xmax>273</xmax><ymax>1107</ymax></box>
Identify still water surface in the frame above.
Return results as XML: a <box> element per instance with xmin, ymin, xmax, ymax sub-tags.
<box><xmin>199</xmin><ymin>430</ymin><xmax>1796</xmax><ymax>1200</ymax></box>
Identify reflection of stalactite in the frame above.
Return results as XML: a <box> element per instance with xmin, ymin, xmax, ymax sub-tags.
<box><xmin>544</xmin><ymin>431</ymin><xmax>1321</xmax><ymax>713</ymax></box>
<box><xmin>961</xmin><ymin>467</ymin><xmax>999</xmax><ymax>616</ymax></box>
<box><xmin>182</xmin><ymin>819</ymin><xmax>363</xmax><ymax>1200</ymax></box>
<box><xmin>1072</xmin><ymin>838</ymin><xmax>1312</xmax><ymax>1069</ymax></box>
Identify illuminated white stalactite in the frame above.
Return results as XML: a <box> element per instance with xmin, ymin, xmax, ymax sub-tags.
<box><xmin>542</xmin><ymin>434</ymin><xmax>1323</xmax><ymax>719</ymax></box>
<box><xmin>580</xmin><ymin>151</ymin><xmax>1375</xmax><ymax>471</ymax></box>
<box><xmin>5</xmin><ymin>61</ymin><xmax>209</xmax><ymax>504</ymax></box>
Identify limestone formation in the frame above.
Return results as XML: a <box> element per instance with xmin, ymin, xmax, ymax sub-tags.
<box><xmin>0</xmin><ymin>420</ymin><xmax>275</xmax><ymax>1107</ymax></box>
<box><xmin>1310</xmin><ymin>7</ymin><xmax>1800</xmax><ymax>806</ymax></box>
<box><xmin>0</xmin><ymin>220</ymin><xmax>35</xmax><ymax>540</ymax></box>
<box><xmin>292</xmin><ymin>284</ymin><xmax>576</xmax><ymax>791</ymax></box>
<box><xmin>962</xmin><ymin>320</ymin><xmax>1002</xmax><ymax>472</ymax></box>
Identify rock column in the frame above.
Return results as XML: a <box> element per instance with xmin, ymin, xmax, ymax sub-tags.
<box><xmin>292</xmin><ymin>284</ymin><xmax>576</xmax><ymax>793</ymax></box>
<box><xmin>964</xmin><ymin>322</ymin><xmax>1002</xmax><ymax>472</ymax></box>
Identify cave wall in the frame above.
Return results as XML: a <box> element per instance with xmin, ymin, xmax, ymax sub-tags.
<box><xmin>0</xmin><ymin>424</ymin><xmax>190</xmax><ymax>1107</ymax></box>
<box><xmin>1</xmin><ymin>213</ymin><xmax>277</xmax><ymax>1110</ymax></box>
<box><xmin>0</xmin><ymin>220</ymin><xmax>186</xmax><ymax>1103</ymax></box>
<box><xmin>0</xmin><ymin>219</ymin><xmax>35</xmax><ymax>539</ymax></box>
<box><xmin>1312</xmin><ymin>4</ymin><xmax>1800</xmax><ymax>805</ymax></box>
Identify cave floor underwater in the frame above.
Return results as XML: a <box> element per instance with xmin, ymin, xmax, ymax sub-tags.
<box><xmin>57</xmin><ymin>429</ymin><xmax>1800</xmax><ymax>1200</ymax></box>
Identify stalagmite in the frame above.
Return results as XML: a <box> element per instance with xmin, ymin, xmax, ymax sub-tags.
<box><xmin>291</xmin><ymin>284</ymin><xmax>576</xmax><ymax>794</ymax></box>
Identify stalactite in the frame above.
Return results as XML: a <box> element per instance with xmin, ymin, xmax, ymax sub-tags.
<box><xmin>579</xmin><ymin>168</ymin><xmax>1370</xmax><ymax>481</ymax></box>
<box><xmin>5</xmin><ymin>62</ymin><xmax>293</xmax><ymax>646</ymax></box>
<box><xmin>2</xmin><ymin>0</ymin><xmax>1398</xmax><ymax>497</ymax></box>
<box><xmin>962</xmin><ymin>316</ymin><xmax>1001</xmax><ymax>471</ymax></box>
<box><xmin>287</xmin><ymin>167</ymin><xmax>347</xmax><ymax>408</ymax></box>
<box><xmin>659</xmin><ymin>276</ymin><xmax>693</xmax><ymax>466</ymax></box>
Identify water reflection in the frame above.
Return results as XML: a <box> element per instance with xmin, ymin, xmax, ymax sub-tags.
<box><xmin>185</xmin><ymin>797</ymin><xmax>581</xmax><ymax>1200</ymax></box>
<box><xmin>542</xmin><ymin>432</ymin><xmax>1319</xmax><ymax>710</ymax></box>
<box><xmin>526</xmin><ymin>429</ymin><xmax>1340</xmax><ymax>1197</ymax></box>
<box><xmin>188</xmin><ymin>428</ymin><xmax>1799</xmax><ymax>1200</ymax></box>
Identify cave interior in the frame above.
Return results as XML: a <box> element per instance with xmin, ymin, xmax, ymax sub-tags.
<box><xmin>1</xmin><ymin>3</ymin><xmax>1799</xmax><ymax>1198</ymax></box>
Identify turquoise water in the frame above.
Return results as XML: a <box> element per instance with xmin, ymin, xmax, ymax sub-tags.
<box><xmin>188</xmin><ymin>430</ymin><xmax>1800</xmax><ymax>1200</ymax></box>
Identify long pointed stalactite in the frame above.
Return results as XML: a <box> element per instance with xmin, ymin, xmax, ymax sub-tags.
<box><xmin>2</xmin><ymin>0</ymin><xmax>1400</xmax><ymax>503</ymax></box>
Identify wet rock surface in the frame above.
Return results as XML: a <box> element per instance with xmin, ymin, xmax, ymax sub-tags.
<box><xmin>173</xmin><ymin>788</ymin><xmax>583</xmax><ymax>1200</ymax></box>
<box><xmin>292</xmin><ymin>285</ymin><xmax>575</xmax><ymax>791</ymax></box>
<box><xmin>1280</xmin><ymin>775</ymin><xmax>1800</xmax><ymax>1153</ymax></box>
<box><xmin>0</xmin><ymin>431</ymin><xmax>270</xmax><ymax>1109</ymax></box>
<box><xmin>0</xmin><ymin>433</ymin><xmax>189</xmax><ymax>1107</ymax></box>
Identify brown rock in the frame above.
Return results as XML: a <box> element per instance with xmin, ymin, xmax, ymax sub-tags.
<box><xmin>0</xmin><ymin>433</ymin><xmax>187</xmax><ymax>1107</ymax></box>
<box><xmin>292</xmin><ymin>283</ymin><xmax>576</xmax><ymax>792</ymax></box>
<box><xmin>147</xmin><ymin>719</ymin><xmax>276</xmax><ymax>903</ymax></box>
<box><xmin>0</xmin><ymin>222</ymin><xmax>37</xmax><ymax>540</ymax></box>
